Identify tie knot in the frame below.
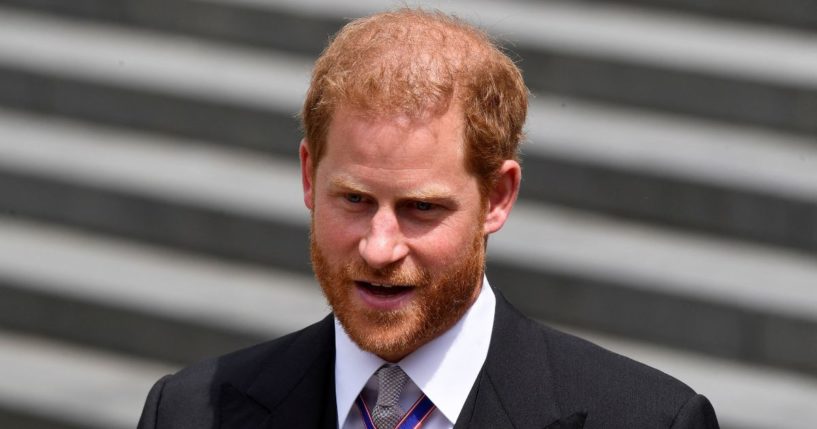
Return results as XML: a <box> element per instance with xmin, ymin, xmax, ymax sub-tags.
<box><xmin>375</xmin><ymin>365</ymin><xmax>408</xmax><ymax>408</ymax></box>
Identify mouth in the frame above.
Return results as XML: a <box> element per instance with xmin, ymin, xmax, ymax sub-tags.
<box><xmin>358</xmin><ymin>281</ymin><xmax>413</xmax><ymax>295</ymax></box>
<box><xmin>354</xmin><ymin>280</ymin><xmax>415</xmax><ymax>310</ymax></box>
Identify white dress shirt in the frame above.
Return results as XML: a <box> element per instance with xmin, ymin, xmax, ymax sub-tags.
<box><xmin>335</xmin><ymin>277</ymin><xmax>496</xmax><ymax>429</ymax></box>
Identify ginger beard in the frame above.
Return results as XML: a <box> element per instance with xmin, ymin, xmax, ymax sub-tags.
<box><xmin>310</xmin><ymin>215</ymin><xmax>487</xmax><ymax>361</ymax></box>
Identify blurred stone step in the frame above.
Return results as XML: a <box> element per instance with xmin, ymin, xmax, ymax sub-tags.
<box><xmin>0</xmin><ymin>109</ymin><xmax>312</xmax><ymax>270</ymax></box>
<box><xmin>2</xmin><ymin>2</ymin><xmax>816</xmax><ymax>134</ymax></box>
<box><xmin>0</xmin><ymin>0</ymin><xmax>339</xmax><ymax>55</ymax></box>
<box><xmin>525</xmin><ymin>95</ymin><xmax>817</xmax><ymax>254</ymax></box>
<box><xmin>1</xmin><ymin>112</ymin><xmax>816</xmax><ymax>374</ymax></box>
<box><xmin>0</xmin><ymin>215</ymin><xmax>327</xmax><ymax>364</ymax></box>
<box><xmin>0</xmin><ymin>329</ymin><xmax>175</xmax><ymax>429</ymax></box>
<box><xmin>0</xmin><ymin>5</ymin><xmax>311</xmax><ymax>153</ymax></box>
<box><xmin>566</xmin><ymin>0</ymin><xmax>817</xmax><ymax>31</ymax></box>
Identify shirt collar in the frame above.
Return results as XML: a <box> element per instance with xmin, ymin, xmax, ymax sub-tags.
<box><xmin>334</xmin><ymin>276</ymin><xmax>496</xmax><ymax>428</ymax></box>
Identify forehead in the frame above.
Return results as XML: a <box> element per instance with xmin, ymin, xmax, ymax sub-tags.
<box><xmin>322</xmin><ymin>106</ymin><xmax>467</xmax><ymax>169</ymax></box>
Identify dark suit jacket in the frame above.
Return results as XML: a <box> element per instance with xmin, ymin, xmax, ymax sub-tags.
<box><xmin>138</xmin><ymin>289</ymin><xmax>719</xmax><ymax>429</ymax></box>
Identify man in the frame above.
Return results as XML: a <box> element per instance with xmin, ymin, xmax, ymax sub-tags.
<box><xmin>138</xmin><ymin>9</ymin><xmax>719</xmax><ymax>429</ymax></box>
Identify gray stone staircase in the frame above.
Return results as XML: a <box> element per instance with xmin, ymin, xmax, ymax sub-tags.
<box><xmin>0</xmin><ymin>1</ymin><xmax>815</xmax><ymax>428</ymax></box>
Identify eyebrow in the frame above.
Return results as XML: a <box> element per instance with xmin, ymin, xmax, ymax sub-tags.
<box><xmin>402</xmin><ymin>187</ymin><xmax>456</xmax><ymax>201</ymax></box>
<box><xmin>329</xmin><ymin>176</ymin><xmax>367</xmax><ymax>193</ymax></box>
<box><xmin>329</xmin><ymin>176</ymin><xmax>457</xmax><ymax>202</ymax></box>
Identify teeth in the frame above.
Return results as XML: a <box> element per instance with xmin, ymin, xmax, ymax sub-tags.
<box><xmin>370</xmin><ymin>283</ymin><xmax>392</xmax><ymax>288</ymax></box>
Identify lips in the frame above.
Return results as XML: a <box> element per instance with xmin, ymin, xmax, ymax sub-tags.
<box><xmin>355</xmin><ymin>281</ymin><xmax>415</xmax><ymax>310</ymax></box>
<box><xmin>360</xmin><ymin>281</ymin><xmax>412</xmax><ymax>295</ymax></box>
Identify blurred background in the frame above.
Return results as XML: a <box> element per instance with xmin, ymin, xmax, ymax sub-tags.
<box><xmin>0</xmin><ymin>0</ymin><xmax>816</xmax><ymax>428</ymax></box>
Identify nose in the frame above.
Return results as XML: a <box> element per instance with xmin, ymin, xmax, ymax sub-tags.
<box><xmin>358</xmin><ymin>207</ymin><xmax>409</xmax><ymax>269</ymax></box>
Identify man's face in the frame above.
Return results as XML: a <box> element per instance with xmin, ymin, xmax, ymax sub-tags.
<box><xmin>303</xmin><ymin>106</ymin><xmax>488</xmax><ymax>362</ymax></box>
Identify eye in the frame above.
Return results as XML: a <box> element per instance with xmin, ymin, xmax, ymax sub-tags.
<box><xmin>345</xmin><ymin>193</ymin><xmax>363</xmax><ymax>203</ymax></box>
<box><xmin>414</xmin><ymin>201</ymin><xmax>434</xmax><ymax>211</ymax></box>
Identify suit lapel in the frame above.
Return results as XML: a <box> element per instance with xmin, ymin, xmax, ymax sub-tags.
<box><xmin>453</xmin><ymin>368</ymin><xmax>515</xmax><ymax>429</ymax></box>
<box><xmin>219</xmin><ymin>315</ymin><xmax>338</xmax><ymax>429</ymax></box>
<box><xmin>219</xmin><ymin>383</ymin><xmax>272</xmax><ymax>428</ymax></box>
<box><xmin>456</xmin><ymin>289</ymin><xmax>583</xmax><ymax>429</ymax></box>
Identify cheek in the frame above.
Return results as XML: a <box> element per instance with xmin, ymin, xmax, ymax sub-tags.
<box><xmin>313</xmin><ymin>205</ymin><xmax>362</xmax><ymax>254</ymax></box>
<box><xmin>415</xmin><ymin>224</ymin><xmax>478</xmax><ymax>268</ymax></box>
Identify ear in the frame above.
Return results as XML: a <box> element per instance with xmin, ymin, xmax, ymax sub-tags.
<box><xmin>483</xmin><ymin>160</ymin><xmax>521</xmax><ymax>235</ymax></box>
<box><xmin>299</xmin><ymin>139</ymin><xmax>315</xmax><ymax>210</ymax></box>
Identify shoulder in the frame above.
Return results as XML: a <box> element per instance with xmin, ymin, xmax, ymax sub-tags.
<box><xmin>537</xmin><ymin>322</ymin><xmax>714</xmax><ymax>427</ymax></box>
<box><xmin>543</xmin><ymin>325</ymin><xmax>693</xmax><ymax>398</ymax></box>
<box><xmin>138</xmin><ymin>315</ymin><xmax>334</xmax><ymax>428</ymax></box>
<box><xmin>542</xmin><ymin>327</ymin><xmax>717</xmax><ymax>428</ymax></box>
<box><xmin>492</xmin><ymin>293</ymin><xmax>716</xmax><ymax>427</ymax></box>
<box><xmin>168</xmin><ymin>315</ymin><xmax>331</xmax><ymax>393</ymax></box>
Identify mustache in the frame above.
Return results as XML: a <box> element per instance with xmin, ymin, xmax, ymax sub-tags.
<box><xmin>344</xmin><ymin>259</ymin><xmax>430</xmax><ymax>286</ymax></box>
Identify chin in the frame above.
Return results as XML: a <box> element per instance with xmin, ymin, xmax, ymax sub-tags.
<box><xmin>336</xmin><ymin>301</ymin><xmax>429</xmax><ymax>361</ymax></box>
